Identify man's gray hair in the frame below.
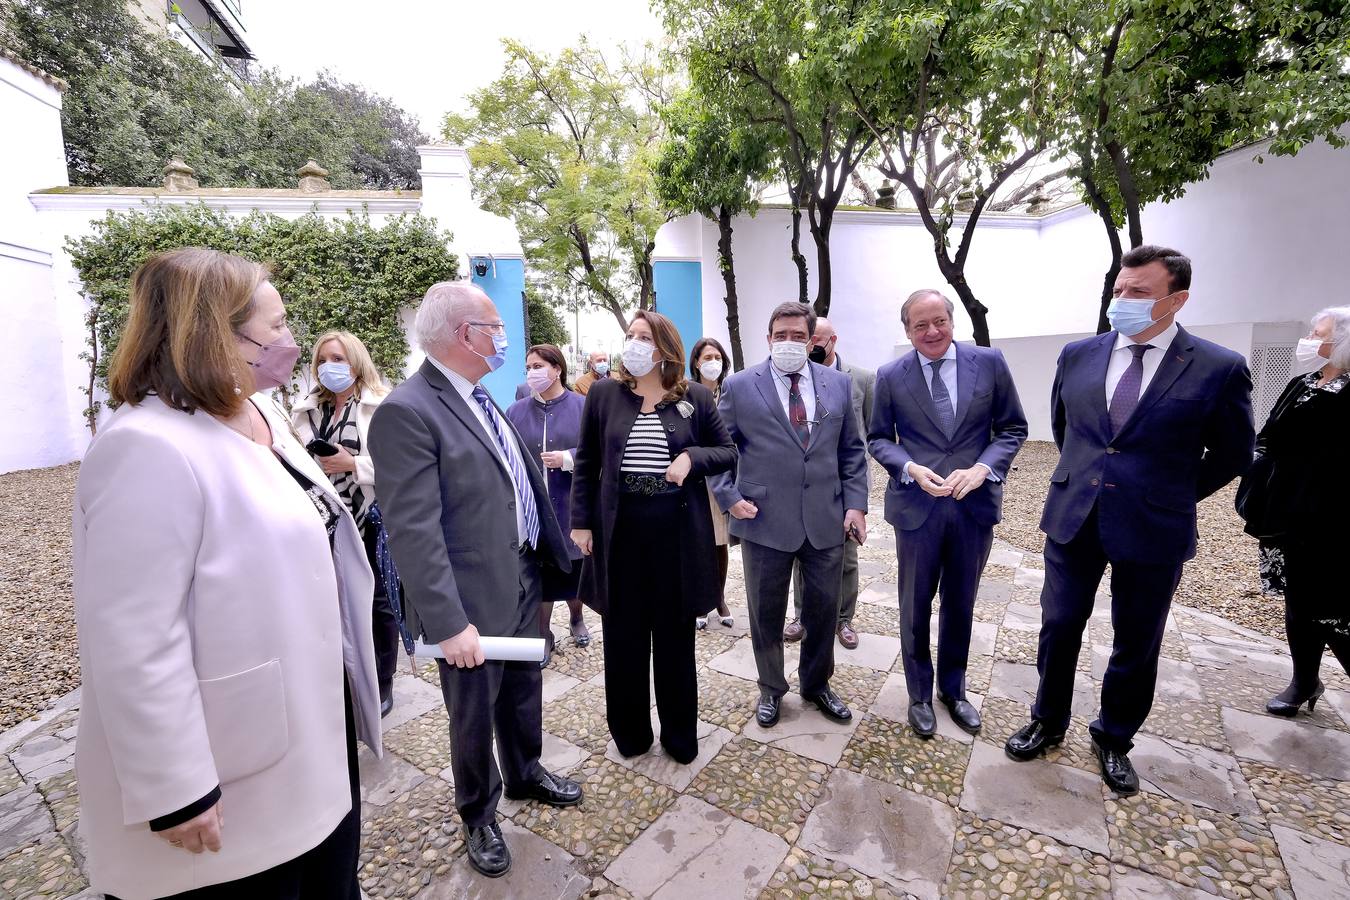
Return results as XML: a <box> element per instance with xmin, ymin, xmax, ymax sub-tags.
<box><xmin>901</xmin><ymin>289</ymin><xmax>955</xmax><ymax>328</ymax></box>
<box><xmin>414</xmin><ymin>281</ymin><xmax>488</xmax><ymax>352</ymax></box>
<box><xmin>1312</xmin><ymin>305</ymin><xmax>1350</xmax><ymax>370</ymax></box>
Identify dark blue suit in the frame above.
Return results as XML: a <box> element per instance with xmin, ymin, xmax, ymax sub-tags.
<box><xmin>1032</xmin><ymin>325</ymin><xmax>1254</xmax><ymax>750</ymax></box>
<box><xmin>869</xmin><ymin>344</ymin><xmax>1027</xmax><ymax>702</ymax></box>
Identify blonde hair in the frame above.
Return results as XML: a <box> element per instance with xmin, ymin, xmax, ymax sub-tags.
<box><xmin>108</xmin><ymin>247</ymin><xmax>269</xmax><ymax>416</ymax></box>
<box><xmin>309</xmin><ymin>330</ymin><xmax>388</xmax><ymax>403</ymax></box>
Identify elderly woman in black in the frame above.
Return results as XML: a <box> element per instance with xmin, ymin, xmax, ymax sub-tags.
<box><xmin>1237</xmin><ymin>306</ymin><xmax>1350</xmax><ymax>716</ymax></box>
<box><xmin>570</xmin><ymin>310</ymin><xmax>737</xmax><ymax>764</ymax></box>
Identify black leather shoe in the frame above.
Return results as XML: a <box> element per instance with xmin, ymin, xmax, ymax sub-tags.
<box><xmin>463</xmin><ymin>822</ymin><xmax>511</xmax><ymax>877</ymax></box>
<box><xmin>804</xmin><ymin>688</ymin><xmax>852</xmax><ymax>722</ymax></box>
<box><xmin>757</xmin><ymin>695</ymin><xmax>781</xmax><ymax>727</ymax></box>
<box><xmin>1092</xmin><ymin>740</ymin><xmax>1139</xmax><ymax>795</ymax></box>
<box><xmin>379</xmin><ymin>692</ymin><xmax>395</xmax><ymax>718</ymax></box>
<box><xmin>1004</xmin><ymin>720</ymin><xmax>1066</xmax><ymax>761</ymax></box>
<box><xmin>908</xmin><ymin>701</ymin><xmax>936</xmax><ymax>738</ymax></box>
<box><xmin>503</xmin><ymin>770</ymin><xmax>583</xmax><ymax>807</ymax></box>
<box><xmin>939</xmin><ymin>694</ymin><xmax>981</xmax><ymax>734</ymax></box>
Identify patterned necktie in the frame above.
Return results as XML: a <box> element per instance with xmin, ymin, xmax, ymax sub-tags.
<box><xmin>1109</xmin><ymin>343</ymin><xmax>1154</xmax><ymax>435</ymax></box>
<box><xmin>471</xmin><ymin>385</ymin><xmax>540</xmax><ymax>547</ymax></box>
<box><xmin>928</xmin><ymin>358</ymin><xmax>956</xmax><ymax>437</ymax></box>
<box><xmin>787</xmin><ymin>372</ymin><xmax>810</xmax><ymax>447</ymax></box>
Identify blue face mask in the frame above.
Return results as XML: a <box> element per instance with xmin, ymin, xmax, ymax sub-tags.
<box><xmin>1106</xmin><ymin>294</ymin><xmax>1176</xmax><ymax>337</ymax></box>
<box><xmin>468</xmin><ymin>326</ymin><xmax>509</xmax><ymax>372</ymax></box>
<box><xmin>317</xmin><ymin>361</ymin><xmax>355</xmax><ymax>393</ymax></box>
<box><xmin>594</xmin><ymin>361</ymin><xmax>609</xmax><ymax>376</ymax></box>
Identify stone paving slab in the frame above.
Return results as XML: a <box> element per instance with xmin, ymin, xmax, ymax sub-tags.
<box><xmin>870</xmin><ymin>672</ymin><xmax>984</xmax><ymax>745</ymax></box>
<box><xmin>1270</xmin><ymin>824</ymin><xmax>1350</xmax><ymax>900</ymax></box>
<box><xmin>604</xmin><ymin>794</ymin><xmax>788</xmax><ymax>899</ymax></box>
<box><xmin>798</xmin><ymin>768</ymin><xmax>958</xmax><ymax>899</ymax></box>
<box><xmin>989</xmin><ymin>659</ymin><xmax>1097</xmax><ymax>718</ymax></box>
<box><xmin>1222</xmin><ymin>707</ymin><xmax>1350</xmax><ymax>781</ymax></box>
<box><xmin>604</xmin><ymin>715</ymin><xmax>731</xmax><ymax>793</ymax></box>
<box><xmin>960</xmin><ymin>741</ymin><xmax>1110</xmax><ymax>855</ymax></box>
<box><xmin>739</xmin><ymin>694</ymin><xmax>861</xmax><ymax>766</ymax></box>
<box><xmin>1131</xmin><ymin>733</ymin><xmax>1260</xmax><ymax>816</ymax></box>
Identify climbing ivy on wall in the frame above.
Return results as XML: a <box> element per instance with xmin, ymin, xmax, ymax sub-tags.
<box><xmin>67</xmin><ymin>203</ymin><xmax>457</xmax><ymax>432</ymax></box>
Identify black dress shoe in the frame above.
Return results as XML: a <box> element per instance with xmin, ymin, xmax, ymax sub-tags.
<box><xmin>757</xmin><ymin>695</ymin><xmax>781</xmax><ymax>727</ymax></box>
<box><xmin>804</xmin><ymin>688</ymin><xmax>852</xmax><ymax>722</ymax></box>
<box><xmin>1092</xmin><ymin>740</ymin><xmax>1139</xmax><ymax>795</ymax></box>
<box><xmin>379</xmin><ymin>692</ymin><xmax>395</xmax><ymax>718</ymax></box>
<box><xmin>1004</xmin><ymin>719</ymin><xmax>1066</xmax><ymax>761</ymax></box>
<box><xmin>503</xmin><ymin>770</ymin><xmax>583</xmax><ymax>807</ymax></box>
<box><xmin>939</xmin><ymin>694</ymin><xmax>981</xmax><ymax>734</ymax></box>
<box><xmin>908</xmin><ymin>701</ymin><xmax>936</xmax><ymax>738</ymax></box>
<box><xmin>463</xmin><ymin>822</ymin><xmax>511</xmax><ymax>877</ymax></box>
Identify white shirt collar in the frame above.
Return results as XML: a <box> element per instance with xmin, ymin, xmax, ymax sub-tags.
<box><xmin>1112</xmin><ymin>320</ymin><xmax>1179</xmax><ymax>354</ymax></box>
<box><xmin>920</xmin><ymin>342</ymin><xmax>958</xmax><ymax>367</ymax></box>
<box><xmin>426</xmin><ymin>354</ymin><xmax>478</xmax><ymax>402</ymax></box>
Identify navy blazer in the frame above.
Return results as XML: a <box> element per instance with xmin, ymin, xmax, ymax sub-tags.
<box><xmin>869</xmin><ymin>344</ymin><xmax>1027</xmax><ymax>532</ymax></box>
<box><xmin>1040</xmin><ymin>325</ymin><xmax>1255</xmax><ymax>565</ymax></box>
<box><xmin>711</xmin><ymin>360</ymin><xmax>869</xmax><ymax>553</ymax></box>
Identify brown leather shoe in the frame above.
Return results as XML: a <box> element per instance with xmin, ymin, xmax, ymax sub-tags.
<box><xmin>837</xmin><ymin>621</ymin><xmax>859</xmax><ymax>650</ymax></box>
<box><xmin>783</xmin><ymin>618</ymin><xmax>804</xmax><ymax>642</ymax></box>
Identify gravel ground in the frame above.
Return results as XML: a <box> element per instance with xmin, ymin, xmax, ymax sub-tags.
<box><xmin>991</xmin><ymin>443</ymin><xmax>1279</xmax><ymax>640</ymax></box>
<box><xmin>0</xmin><ymin>451</ymin><xmax>1277</xmax><ymax>733</ymax></box>
<box><xmin>0</xmin><ymin>464</ymin><xmax>80</xmax><ymax>733</ymax></box>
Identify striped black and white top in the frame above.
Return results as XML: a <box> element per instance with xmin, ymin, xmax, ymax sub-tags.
<box><xmin>620</xmin><ymin>411</ymin><xmax>672</xmax><ymax>474</ymax></box>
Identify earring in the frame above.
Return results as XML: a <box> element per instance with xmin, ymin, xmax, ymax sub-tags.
<box><xmin>232</xmin><ymin>371</ymin><xmax>242</xmax><ymax>396</ymax></box>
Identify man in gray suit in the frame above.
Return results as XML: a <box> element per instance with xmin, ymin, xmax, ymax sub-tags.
<box><xmin>787</xmin><ymin>316</ymin><xmax>876</xmax><ymax>650</ymax></box>
<box><xmin>368</xmin><ymin>282</ymin><xmax>582</xmax><ymax>879</ymax></box>
<box><xmin>713</xmin><ymin>302</ymin><xmax>870</xmax><ymax>728</ymax></box>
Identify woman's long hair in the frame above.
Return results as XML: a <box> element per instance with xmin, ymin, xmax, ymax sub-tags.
<box><xmin>308</xmin><ymin>330</ymin><xmax>389</xmax><ymax>404</ymax></box>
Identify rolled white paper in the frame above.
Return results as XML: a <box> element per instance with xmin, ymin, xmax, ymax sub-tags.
<box><xmin>414</xmin><ymin>636</ymin><xmax>546</xmax><ymax>663</ymax></box>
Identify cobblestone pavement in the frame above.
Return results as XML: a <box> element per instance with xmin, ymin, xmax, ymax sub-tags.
<box><xmin>4</xmin><ymin>521</ymin><xmax>1349</xmax><ymax>899</ymax></box>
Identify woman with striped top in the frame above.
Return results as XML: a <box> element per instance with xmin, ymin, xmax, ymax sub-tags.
<box><xmin>570</xmin><ymin>310</ymin><xmax>737</xmax><ymax>763</ymax></box>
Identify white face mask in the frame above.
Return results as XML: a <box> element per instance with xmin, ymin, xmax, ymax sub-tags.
<box><xmin>623</xmin><ymin>338</ymin><xmax>658</xmax><ymax>377</ymax></box>
<box><xmin>770</xmin><ymin>341</ymin><xmax>809</xmax><ymax>373</ymax></box>
<box><xmin>1293</xmin><ymin>337</ymin><xmax>1330</xmax><ymax>374</ymax></box>
<box><xmin>698</xmin><ymin>359</ymin><xmax>724</xmax><ymax>382</ymax></box>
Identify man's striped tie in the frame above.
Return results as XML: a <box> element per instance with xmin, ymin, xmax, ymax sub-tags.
<box><xmin>471</xmin><ymin>385</ymin><xmax>539</xmax><ymax>547</ymax></box>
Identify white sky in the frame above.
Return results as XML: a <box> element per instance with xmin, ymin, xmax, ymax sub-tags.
<box><xmin>244</xmin><ymin>1</ymin><xmax>665</xmax><ymax>134</ymax></box>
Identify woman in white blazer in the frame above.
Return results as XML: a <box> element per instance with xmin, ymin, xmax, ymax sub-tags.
<box><xmin>291</xmin><ymin>331</ymin><xmax>400</xmax><ymax>716</ymax></box>
<box><xmin>73</xmin><ymin>247</ymin><xmax>380</xmax><ymax>900</ymax></box>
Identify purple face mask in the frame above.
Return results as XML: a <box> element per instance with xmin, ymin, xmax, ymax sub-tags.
<box><xmin>240</xmin><ymin>326</ymin><xmax>301</xmax><ymax>392</ymax></box>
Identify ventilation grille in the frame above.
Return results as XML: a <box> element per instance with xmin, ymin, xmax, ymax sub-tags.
<box><xmin>1251</xmin><ymin>344</ymin><xmax>1295</xmax><ymax>427</ymax></box>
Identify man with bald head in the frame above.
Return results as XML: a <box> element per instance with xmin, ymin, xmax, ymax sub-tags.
<box><xmin>869</xmin><ymin>290</ymin><xmax>1026</xmax><ymax>738</ymax></box>
<box><xmin>369</xmin><ymin>281</ymin><xmax>582</xmax><ymax>878</ymax></box>
<box><xmin>785</xmin><ymin>317</ymin><xmax>876</xmax><ymax>649</ymax></box>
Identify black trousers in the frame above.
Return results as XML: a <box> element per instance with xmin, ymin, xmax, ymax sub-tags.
<box><xmin>604</xmin><ymin>492</ymin><xmax>698</xmax><ymax>763</ymax></box>
<box><xmin>361</xmin><ymin>522</ymin><xmax>400</xmax><ymax>699</ymax></box>
<box><xmin>437</xmin><ymin>550</ymin><xmax>545</xmax><ymax>828</ymax></box>
<box><xmin>119</xmin><ymin>684</ymin><xmax>362</xmax><ymax>900</ymax></box>
<box><xmin>1283</xmin><ymin>540</ymin><xmax>1350</xmax><ymax>692</ymax></box>
<box><xmin>742</xmin><ymin>537</ymin><xmax>844</xmax><ymax>699</ymax></box>
<box><xmin>1032</xmin><ymin>505</ymin><xmax>1182</xmax><ymax>752</ymax></box>
<box><xmin>896</xmin><ymin>499</ymin><xmax>993</xmax><ymax>702</ymax></box>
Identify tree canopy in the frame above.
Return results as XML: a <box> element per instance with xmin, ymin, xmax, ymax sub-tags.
<box><xmin>444</xmin><ymin>38</ymin><xmax>672</xmax><ymax>335</ymax></box>
<box><xmin>2</xmin><ymin>0</ymin><xmax>427</xmax><ymax>189</ymax></box>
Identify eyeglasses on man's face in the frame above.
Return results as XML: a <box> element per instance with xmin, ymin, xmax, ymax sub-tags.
<box><xmin>466</xmin><ymin>321</ymin><xmax>507</xmax><ymax>336</ymax></box>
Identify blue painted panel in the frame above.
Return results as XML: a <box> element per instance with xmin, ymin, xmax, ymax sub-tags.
<box><xmin>470</xmin><ymin>257</ymin><xmax>528</xmax><ymax>405</ymax></box>
<box><xmin>652</xmin><ymin>260</ymin><xmax>704</xmax><ymax>366</ymax></box>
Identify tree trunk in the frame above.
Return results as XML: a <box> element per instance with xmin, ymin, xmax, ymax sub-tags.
<box><xmin>808</xmin><ymin>201</ymin><xmax>834</xmax><ymax>317</ymax></box>
<box><xmin>789</xmin><ymin>204</ymin><xmax>809</xmax><ymax>304</ymax></box>
<box><xmin>940</xmin><ymin>266</ymin><xmax>991</xmax><ymax>347</ymax></box>
<box><xmin>1104</xmin><ymin>140</ymin><xmax>1143</xmax><ymax>248</ymax></box>
<box><xmin>637</xmin><ymin>241</ymin><xmax>656</xmax><ymax>312</ymax></box>
<box><xmin>1080</xmin><ymin>165</ymin><xmax>1123</xmax><ymax>334</ymax></box>
<box><xmin>716</xmin><ymin>206</ymin><xmax>745</xmax><ymax>371</ymax></box>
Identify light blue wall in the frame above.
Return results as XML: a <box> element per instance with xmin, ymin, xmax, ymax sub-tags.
<box><xmin>470</xmin><ymin>257</ymin><xmax>527</xmax><ymax>405</ymax></box>
<box><xmin>652</xmin><ymin>260</ymin><xmax>703</xmax><ymax>367</ymax></box>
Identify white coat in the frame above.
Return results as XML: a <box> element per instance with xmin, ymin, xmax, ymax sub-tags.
<box><xmin>289</xmin><ymin>385</ymin><xmax>385</xmax><ymax>493</ymax></box>
<box><xmin>71</xmin><ymin>393</ymin><xmax>381</xmax><ymax>900</ymax></box>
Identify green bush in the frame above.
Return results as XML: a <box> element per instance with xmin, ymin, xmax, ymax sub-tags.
<box><xmin>67</xmin><ymin>203</ymin><xmax>457</xmax><ymax>431</ymax></box>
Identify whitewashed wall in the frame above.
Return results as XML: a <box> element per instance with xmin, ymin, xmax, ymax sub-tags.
<box><xmin>0</xmin><ymin>57</ymin><xmax>74</xmax><ymax>474</ymax></box>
